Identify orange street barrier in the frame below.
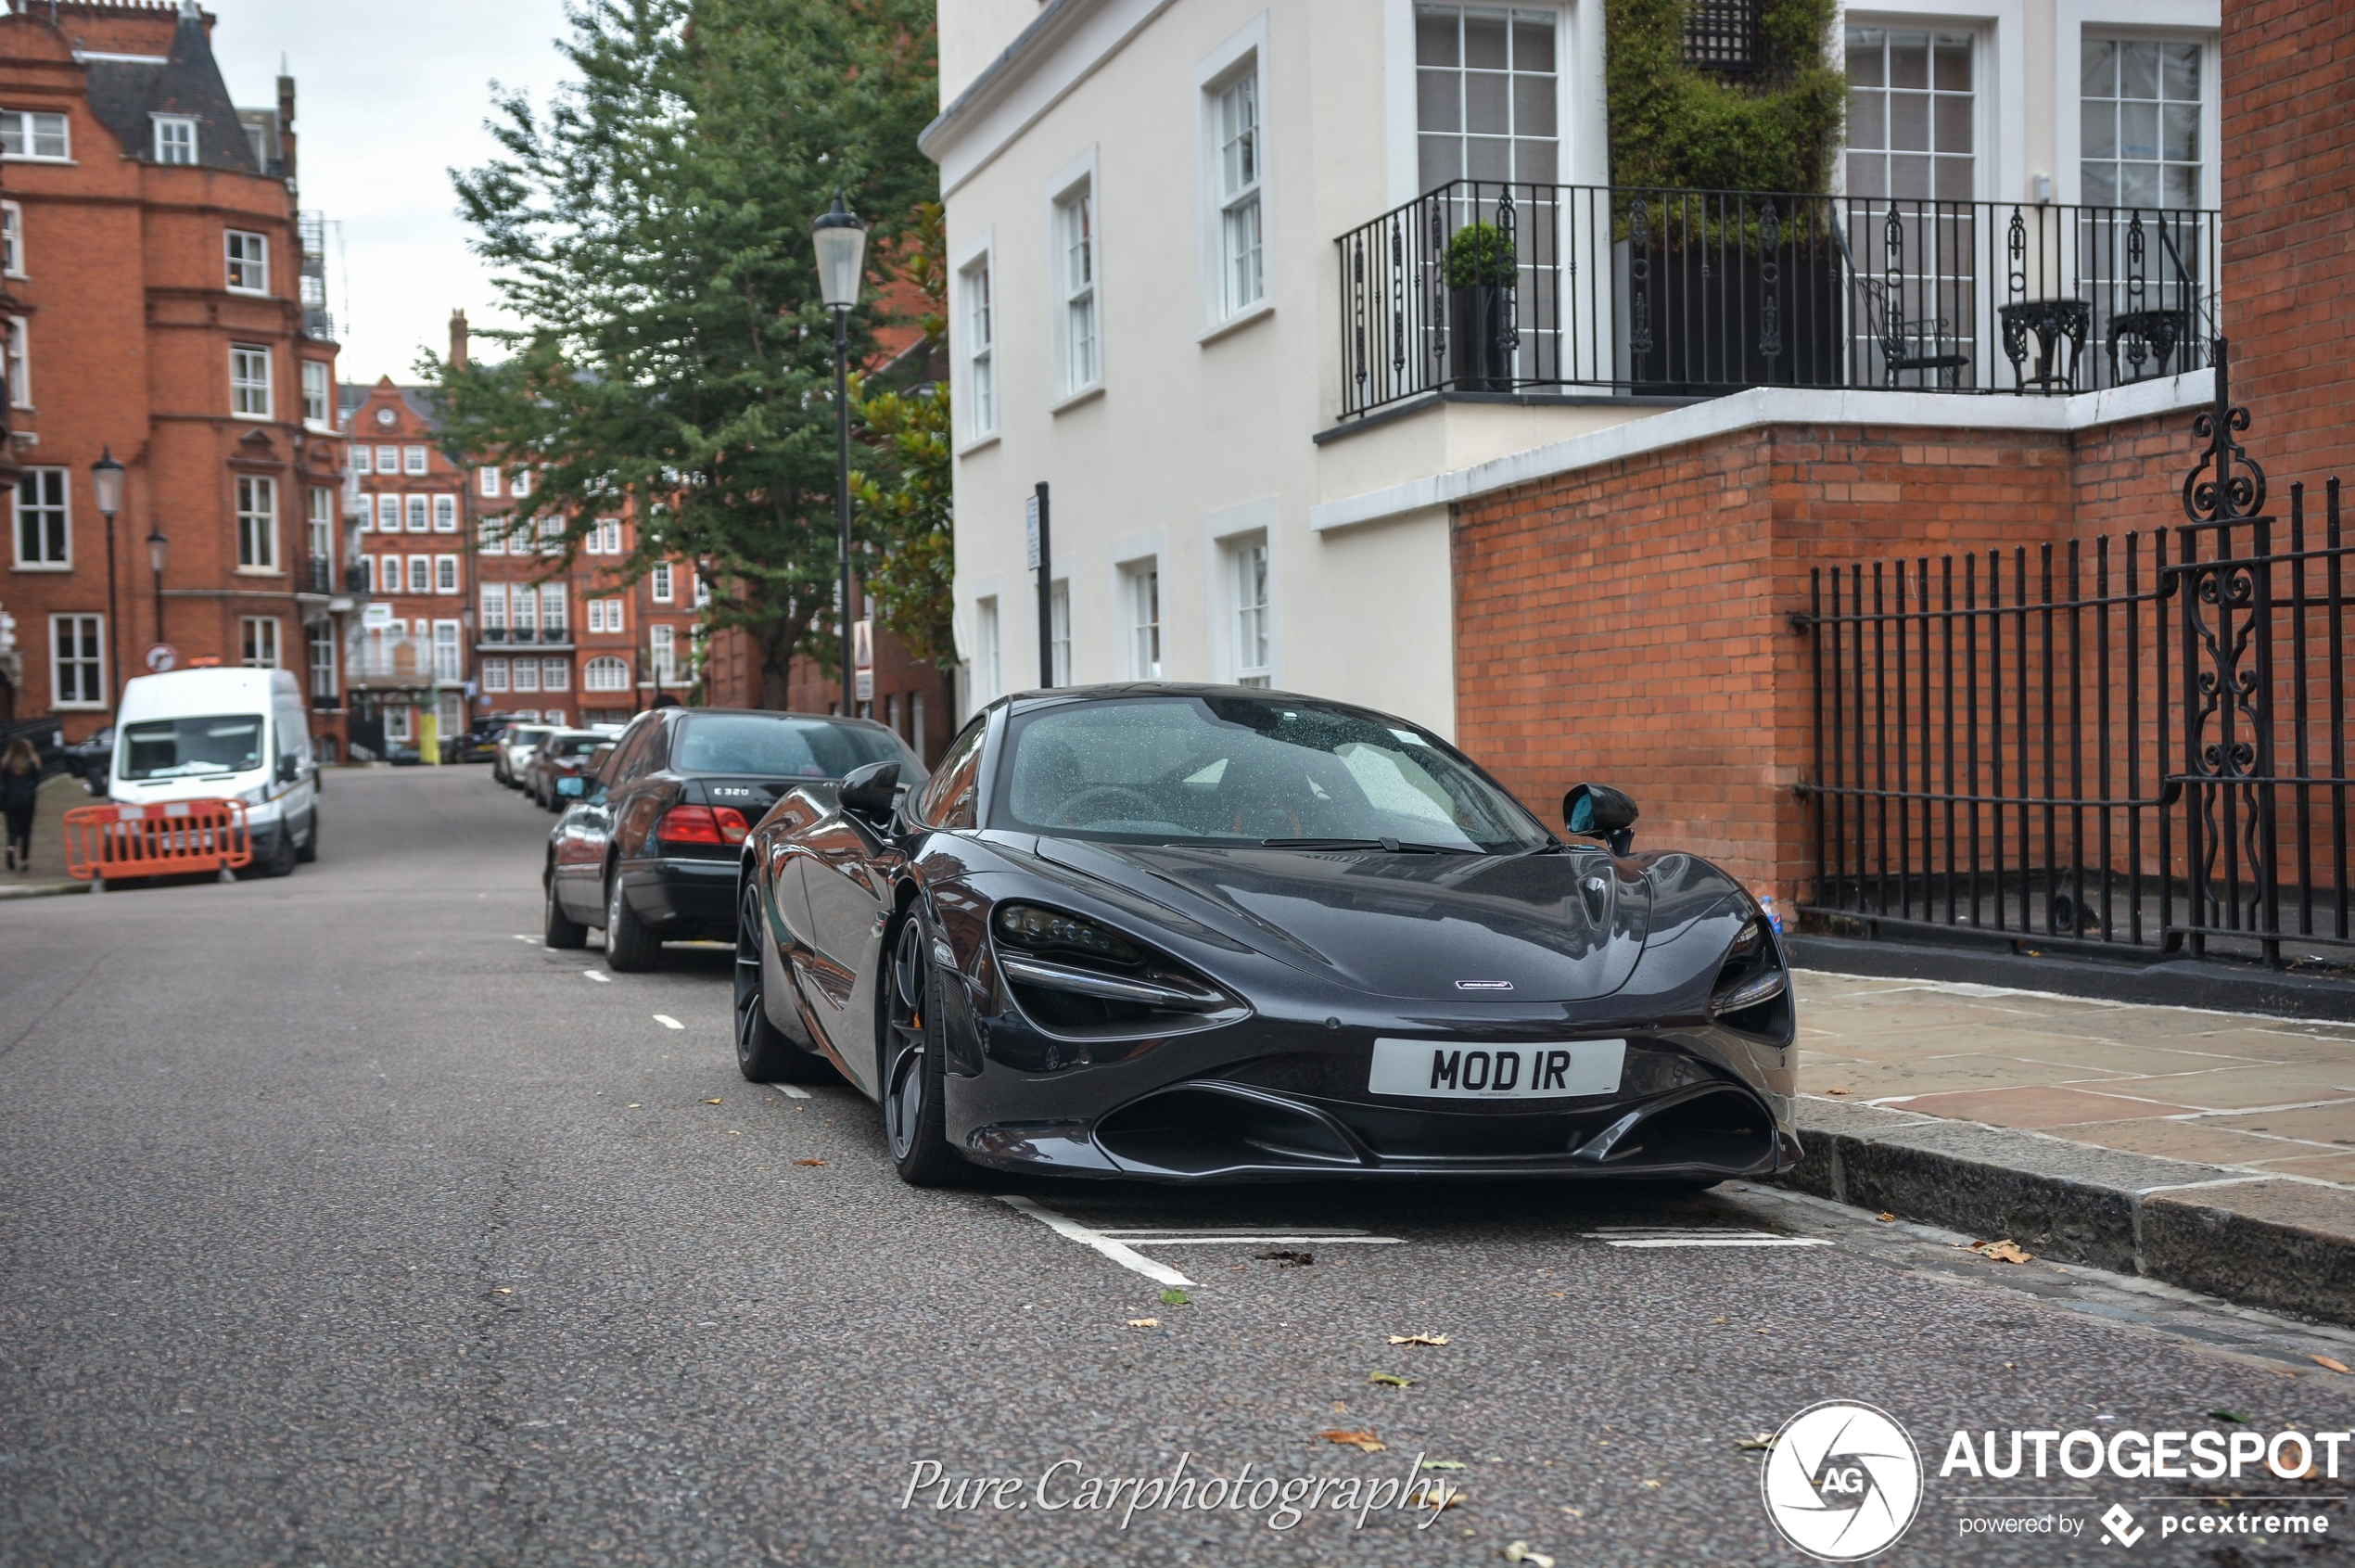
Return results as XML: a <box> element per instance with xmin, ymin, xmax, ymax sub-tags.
<box><xmin>61</xmin><ymin>799</ymin><xmax>253</xmax><ymax>883</ymax></box>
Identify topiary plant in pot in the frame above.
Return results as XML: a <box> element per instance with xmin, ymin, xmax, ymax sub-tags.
<box><xmin>1445</xmin><ymin>221</ymin><xmax>1518</xmax><ymax>392</ymax></box>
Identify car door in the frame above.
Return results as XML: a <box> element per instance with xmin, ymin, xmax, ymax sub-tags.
<box><xmin>797</xmin><ymin>801</ymin><xmax>895</xmax><ymax>1090</ymax></box>
<box><xmin>273</xmin><ymin>699</ymin><xmax>316</xmax><ymax>840</ymax></box>
<box><xmin>553</xmin><ymin>769</ymin><xmax>616</xmax><ymax>921</ymax></box>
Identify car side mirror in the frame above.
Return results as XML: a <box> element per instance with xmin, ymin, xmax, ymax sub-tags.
<box><xmin>1562</xmin><ymin>782</ymin><xmax>1639</xmax><ymax>856</ymax></box>
<box><xmin>838</xmin><ymin>759</ymin><xmax>901</xmax><ymax>822</ymax></box>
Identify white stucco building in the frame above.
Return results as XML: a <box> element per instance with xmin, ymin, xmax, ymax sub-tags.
<box><xmin>923</xmin><ymin>0</ymin><xmax>2222</xmax><ymax>737</ymax></box>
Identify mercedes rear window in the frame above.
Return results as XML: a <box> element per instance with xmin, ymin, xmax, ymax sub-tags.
<box><xmin>672</xmin><ymin>714</ymin><xmax>921</xmax><ymax>780</ymax></box>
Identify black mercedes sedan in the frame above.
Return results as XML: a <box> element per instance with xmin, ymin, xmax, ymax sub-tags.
<box><xmin>732</xmin><ymin>684</ymin><xmax>1800</xmax><ymax>1188</ymax></box>
<box><xmin>543</xmin><ymin>706</ymin><xmax>924</xmax><ymax>970</ymax></box>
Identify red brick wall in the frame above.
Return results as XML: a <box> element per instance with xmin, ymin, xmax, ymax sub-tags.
<box><xmin>1454</xmin><ymin>417</ymin><xmax>2193</xmax><ymax>900</ymax></box>
<box><xmin>2221</xmin><ymin>0</ymin><xmax>2355</xmax><ymax>490</ymax></box>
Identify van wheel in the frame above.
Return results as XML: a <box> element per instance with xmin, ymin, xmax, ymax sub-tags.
<box><xmin>605</xmin><ymin>873</ymin><xmax>659</xmax><ymax>972</ymax></box>
<box><xmin>295</xmin><ymin>809</ymin><xmax>319</xmax><ymax>863</ymax></box>
<box><xmin>257</xmin><ymin>825</ymin><xmax>297</xmax><ymax>879</ymax></box>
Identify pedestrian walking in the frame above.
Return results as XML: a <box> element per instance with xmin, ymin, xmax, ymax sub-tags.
<box><xmin>1</xmin><ymin>737</ymin><xmax>40</xmax><ymax>873</ymax></box>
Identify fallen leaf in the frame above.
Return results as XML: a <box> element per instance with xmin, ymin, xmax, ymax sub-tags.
<box><xmin>1501</xmin><ymin>1544</ymin><xmax>1555</xmax><ymax>1568</ymax></box>
<box><xmin>704</xmin><ymin>1097</ymin><xmax>724</xmax><ymax>1105</ymax></box>
<box><xmin>1126</xmin><ymin>1319</ymin><xmax>1160</xmax><ymax>1329</ymax></box>
<box><xmin>1876</xmin><ymin>1212</ymin><xmax>1897</xmax><ymax>1222</ymax></box>
<box><xmin>1160</xmin><ymin>1289</ymin><xmax>1190</xmax><ymax>1307</ymax></box>
<box><xmin>1971</xmin><ymin>1239</ymin><xmax>2033</xmax><ymax>1264</ymax></box>
<box><xmin>728</xmin><ymin>1129</ymin><xmax>741</xmax><ymax>1136</ymax></box>
<box><xmin>1369</xmin><ymin>1371</ymin><xmax>1414</xmax><ymax>1387</ymax></box>
<box><xmin>1256</xmin><ymin>1249</ymin><xmax>1314</xmax><ymax>1266</ymax></box>
<box><xmin>1420</xmin><ymin>1460</ymin><xmax>1468</xmax><ymax>1472</ymax></box>
<box><xmin>792</xmin><ymin>1158</ymin><xmax>826</xmax><ymax>1166</ymax></box>
<box><xmin>491</xmin><ymin>1287</ymin><xmax>513</xmax><ymax>1295</ymax></box>
<box><xmin>2211</xmin><ymin>1409</ymin><xmax>2249</xmax><ymax>1424</ymax></box>
<box><xmin>1331</xmin><ymin>1402</ymin><xmax>1348</xmax><ymax>1414</ymax></box>
<box><xmin>1640</xmin><ymin>1479</ymin><xmax>1662</xmax><ymax>1488</ymax></box>
<box><xmin>627</xmin><ymin>1103</ymin><xmax>642</xmax><ymax>1108</ymax></box>
<box><xmin>1390</xmin><ymin>1333</ymin><xmax>1452</xmax><ymax>1346</ymax></box>
<box><xmin>1317</xmin><ymin>1429</ymin><xmax>1387</xmax><ymax>1453</ymax></box>
<box><xmin>1736</xmin><ymin>1434</ymin><xmax>1777</xmax><ymax>1451</ymax></box>
<box><xmin>2311</xmin><ymin>1355</ymin><xmax>2350</xmax><ymax>1374</ymax></box>
<box><xmin>1547</xmin><ymin>1291</ymin><xmax>1566</xmax><ymax>1298</ymax></box>
<box><xmin>1559</xmin><ymin>1506</ymin><xmax>1585</xmax><ymax>1518</ymax></box>
<box><xmin>1825</xmin><ymin>1087</ymin><xmax>1852</xmax><ymax>1096</ymax></box>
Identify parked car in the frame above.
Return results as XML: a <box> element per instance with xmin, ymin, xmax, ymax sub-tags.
<box><xmin>525</xmin><ymin>729</ymin><xmax>608</xmax><ymax>809</ymax></box>
<box><xmin>60</xmin><ymin>724</ymin><xmax>110</xmax><ymax>794</ymax></box>
<box><xmin>111</xmin><ymin>666</ymin><xmax>319</xmax><ymax>875</ymax></box>
<box><xmin>494</xmin><ymin>723</ymin><xmax>555</xmax><ymax>788</ymax></box>
<box><xmin>452</xmin><ymin>716</ymin><xmax>513</xmax><ymax>766</ymax></box>
<box><xmin>729</xmin><ymin>684</ymin><xmax>1798</xmax><ymax>1188</ymax></box>
<box><xmin>542</xmin><ymin>707</ymin><xmax>924</xmax><ymax>970</ymax></box>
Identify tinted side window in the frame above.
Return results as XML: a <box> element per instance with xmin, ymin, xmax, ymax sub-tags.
<box><xmin>606</xmin><ymin>719</ymin><xmax>658</xmax><ymax>784</ymax></box>
<box><xmin>919</xmin><ymin>717</ymin><xmax>987</xmax><ymax>829</ymax></box>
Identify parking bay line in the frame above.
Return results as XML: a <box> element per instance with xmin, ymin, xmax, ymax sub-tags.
<box><xmin>998</xmin><ymin>1199</ymin><xmax>1410</xmax><ymax>1286</ymax></box>
<box><xmin>1584</xmin><ymin>1227</ymin><xmax>1831</xmax><ymax>1250</ymax></box>
<box><xmin>653</xmin><ymin>1014</ymin><xmax>684</xmax><ymax>1031</ymax></box>
<box><xmin>767</xmin><ymin>1084</ymin><xmax>813</xmax><ymax>1101</ymax></box>
<box><xmin>998</xmin><ymin>1195</ymin><xmax>1199</xmax><ymax>1288</ymax></box>
<box><xmin>583</xmin><ymin>971</ymin><xmax>610</xmax><ymax>984</ymax></box>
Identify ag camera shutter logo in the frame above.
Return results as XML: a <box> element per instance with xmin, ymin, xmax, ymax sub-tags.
<box><xmin>1760</xmin><ymin>1400</ymin><xmax>1923</xmax><ymax>1561</ymax></box>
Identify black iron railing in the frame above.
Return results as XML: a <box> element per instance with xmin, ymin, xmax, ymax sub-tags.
<box><xmin>1334</xmin><ymin>182</ymin><xmax>2221</xmax><ymax>420</ymax></box>
<box><xmin>1795</xmin><ymin>359</ymin><xmax>2352</xmax><ymax>970</ymax></box>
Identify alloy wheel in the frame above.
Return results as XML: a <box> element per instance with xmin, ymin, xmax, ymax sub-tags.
<box><xmin>735</xmin><ymin>886</ymin><xmax>767</xmax><ymax>1064</ymax></box>
<box><xmin>883</xmin><ymin>919</ymin><xmax>929</xmax><ymax>1161</ymax></box>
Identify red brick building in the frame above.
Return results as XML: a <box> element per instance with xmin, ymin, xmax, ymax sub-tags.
<box><xmin>0</xmin><ymin>0</ymin><xmax>352</xmax><ymax>750</ymax></box>
<box><xmin>340</xmin><ymin>376</ymin><xmax>467</xmax><ymax>756</ymax></box>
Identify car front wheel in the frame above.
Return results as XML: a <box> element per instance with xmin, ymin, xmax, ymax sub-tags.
<box><xmin>883</xmin><ymin>914</ymin><xmax>964</xmax><ymax>1186</ymax></box>
<box><xmin>733</xmin><ymin>883</ymin><xmax>834</xmax><ymax>1083</ymax></box>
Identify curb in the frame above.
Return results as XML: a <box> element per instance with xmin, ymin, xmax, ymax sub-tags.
<box><xmin>0</xmin><ymin>877</ymin><xmax>87</xmax><ymax>900</ymax></box>
<box><xmin>1787</xmin><ymin>933</ymin><xmax>2355</xmax><ymax>1024</ymax></box>
<box><xmin>1778</xmin><ymin>1097</ymin><xmax>2355</xmax><ymax>1328</ymax></box>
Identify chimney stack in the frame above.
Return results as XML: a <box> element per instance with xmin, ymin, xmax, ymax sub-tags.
<box><xmin>449</xmin><ymin>310</ymin><xmax>469</xmax><ymax>370</ymax></box>
<box><xmin>277</xmin><ymin>69</ymin><xmax>297</xmax><ymax>183</ymax></box>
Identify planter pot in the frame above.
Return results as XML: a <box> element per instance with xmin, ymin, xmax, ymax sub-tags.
<box><xmin>1612</xmin><ymin>238</ymin><xmax>1846</xmax><ymax>394</ymax></box>
<box><xmin>1447</xmin><ymin>284</ymin><xmax>1510</xmax><ymax>392</ymax></box>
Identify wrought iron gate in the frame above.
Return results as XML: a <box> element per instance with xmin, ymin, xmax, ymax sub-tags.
<box><xmin>1797</xmin><ymin>350</ymin><xmax>2353</xmax><ymax>970</ymax></box>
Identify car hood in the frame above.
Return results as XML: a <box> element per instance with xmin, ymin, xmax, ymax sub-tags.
<box><xmin>1032</xmin><ymin>839</ymin><xmax>1649</xmax><ymax>1002</ymax></box>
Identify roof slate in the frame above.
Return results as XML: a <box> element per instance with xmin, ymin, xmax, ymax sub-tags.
<box><xmin>82</xmin><ymin>9</ymin><xmax>261</xmax><ymax>175</ymax></box>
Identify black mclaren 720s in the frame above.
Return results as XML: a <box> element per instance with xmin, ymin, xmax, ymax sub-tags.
<box><xmin>732</xmin><ymin>684</ymin><xmax>1800</xmax><ymax>1187</ymax></box>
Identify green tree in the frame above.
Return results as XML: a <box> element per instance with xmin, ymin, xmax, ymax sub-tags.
<box><xmin>426</xmin><ymin>0</ymin><xmax>938</xmax><ymax>706</ymax></box>
<box><xmin>850</xmin><ymin>200</ymin><xmax>954</xmax><ymax>668</ymax></box>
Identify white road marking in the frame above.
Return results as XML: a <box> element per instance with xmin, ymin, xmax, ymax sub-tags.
<box><xmin>1584</xmin><ymin>1226</ymin><xmax>1831</xmax><ymax>1250</ymax></box>
<box><xmin>769</xmin><ymin>1084</ymin><xmax>813</xmax><ymax>1101</ymax></box>
<box><xmin>1090</xmin><ymin>1226</ymin><xmax>1404</xmax><ymax>1248</ymax></box>
<box><xmin>996</xmin><ymin>1195</ymin><xmax>1197</xmax><ymax>1288</ymax></box>
<box><xmin>513</xmin><ymin>935</ymin><xmax>539</xmax><ymax>943</ymax></box>
<box><xmin>653</xmin><ymin>1014</ymin><xmax>684</xmax><ymax>1030</ymax></box>
<box><xmin>583</xmin><ymin>971</ymin><xmax>610</xmax><ymax>984</ymax></box>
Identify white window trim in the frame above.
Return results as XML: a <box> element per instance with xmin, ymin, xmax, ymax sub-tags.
<box><xmin>1194</xmin><ymin>15</ymin><xmax>1272</xmax><ymax>336</ymax></box>
<box><xmin>1842</xmin><ymin>0</ymin><xmax>2027</xmax><ymax>203</ymax></box>
<box><xmin>1380</xmin><ymin>0</ymin><xmax>1606</xmax><ymax>207</ymax></box>
<box><xmin>961</xmin><ymin>573</ymin><xmax>1005</xmax><ymax>704</ymax></box>
<box><xmin>229</xmin><ymin>342</ymin><xmax>272</xmax><ymax>421</ymax></box>
<box><xmin>1202</xmin><ymin>496</ymin><xmax>1279</xmax><ymax>686</ymax></box>
<box><xmin>404</xmin><ymin>446</ymin><xmax>428</xmax><ymax>476</ymax></box>
<box><xmin>1</xmin><ymin>110</ymin><xmax>72</xmax><ymax>164</ymax></box>
<box><xmin>951</xmin><ymin>224</ymin><xmax>998</xmax><ymax>452</ymax></box>
<box><xmin>152</xmin><ymin>114</ymin><xmax>197</xmax><ymax>165</ymax></box>
<box><xmin>7</xmin><ymin>315</ymin><xmax>28</xmax><ymax>409</ymax></box>
<box><xmin>1109</xmin><ymin>527</ymin><xmax>1167</xmax><ymax>682</ymax></box>
<box><xmin>1046</xmin><ymin>146</ymin><xmax>1103</xmax><ymax>407</ymax></box>
<box><xmin>300</xmin><ymin>360</ymin><xmax>330</xmax><ymax>426</ymax></box>
<box><xmin>12</xmin><ymin>465</ymin><xmax>70</xmax><ymax>570</ymax></box>
<box><xmin>2</xmin><ymin>200</ymin><xmax>23</xmax><ymax>278</ymax></box>
<box><xmin>224</xmin><ymin>228</ymin><xmax>269</xmax><ymax>295</ymax></box>
<box><xmin>2053</xmin><ymin>0</ymin><xmax>2221</xmax><ymax>208</ymax></box>
<box><xmin>236</xmin><ymin>475</ymin><xmax>279</xmax><ymax>572</ymax></box>
<box><xmin>49</xmin><ymin>612</ymin><xmax>105</xmax><ymax>708</ymax></box>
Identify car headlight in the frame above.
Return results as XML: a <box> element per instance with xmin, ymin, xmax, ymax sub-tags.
<box><xmin>993</xmin><ymin>902</ymin><xmax>1143</xmax><ymax>967</ymax></box>
<box><xmin>1710</xmin><ymin>914</ymin><xmax>1789</xmax><ymax>1027</ymax></box>
<box><xmin>237</xmin><ymin>784</ymin><xmax>271</xmax><ymax>807</ymax></box>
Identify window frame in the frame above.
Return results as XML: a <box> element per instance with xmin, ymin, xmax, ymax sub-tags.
<box><xmin>2</xmin><ymin>200</ymin><xmax>24</xmax><ymax>278</ymax></box>
<box><xmin>1125</xmin><ymin>561</ymin><xmax>1162</xmax><ymax>681</ymax></box>
<box><xmin>1840</xmin><ymin>21</ymin><xmax>1986</xmax><ymax>203</ymax></box>
<box><xmin>435</xmin><ymin>555</ymin><xmax>459</xmax><ymax>594</ymax></box>
<box><xmin>1196</xmin><ymin>19</ymin><xmax>1272</xmax><ymax>334</ymax></box>
<box><xmin>307</xmin><ymin>618</ymin><xmax>337</xmax><ymax>701</ymax></box>
<box><xmin>433</xmin><ymin>495</ymin><xmax>458</xmax><ymax>533</ymax></box>
<box><xmin>306</xmin><ymin>485</ymin><xmax>334</xmax><ymax>565</ymax></box>
<box><xmin>7</xmin><ymin>315</ymin><xmax>28</xmax><ymax>409</ymax></box>
<box><xmin>477</xmin><ymin>467</ymin><xmax>502</xmax><ymax>498</ymax></box>
<box><xmin>229</xmin><ymin>342</ymin><xmax>272</xmax><ymax>420</ymax></box>
<box><xmin>956</xmin><ymin>240</ymin><xmax>997</xmax><ymax>443</ymax></box>
<box><xmin>405</xmin><ymin>495</ymin><xmax>429</xmax><ymax>534</ymax></box>
<box><xmin>1047</xmin><ymin>153</ymin><xmax>1103</xmax><ymax>404</ymax></box>
<box><xmin>1</xmin><ymin>110</ymin><xmax>71</xmax><ymax>163</ymax></box>
<box><xmin>239</xmin><ymin>616</ymin><xmax>281</xmax><ymax>670</ymax></box>
<box><xmin>650</xmin><ymin>560</ymin><xmax>674</xmax><ymax>603</ymax></box>
<box><xmin>2058</xmin><ymin>6</ymin><xmax>2220</xmax><ymax>210</ymax></box>
<box><xmin>974</xmin><ymin>595</ymin><xmax>1002</xmax><ymax>705</ymax></box>
<box><xmin>13</xmin><ymin>465</ymin><xmax>69</xmax><ymax>569</ymax></box>
<box><xmin>50</xmin><ymin>612</ymin><xmax>105</xmax><ymax>708</ymax></box>
<box><xmin>224</xmin><ymin>229</ymin><xmax>270</xmax><ymax>295</ymax></box>
<box><xmin>300</xmin><ymin>360</ymin><xmax>330</xmax><ymax>425</ymax></box>
<box><xmin>152</xmin><ymin>115</ymin><xmax>197</xmax><ymax>165</ymax></box>
<box><xmin>1229</xmin><ymin>531</ymin><xmax>1272</xmax><ymax>686</ymax></box>
<box><xmin>432</xmin><ymin>619</ymin><xmax>463</xmax><ymax>682</ymax></box>
<box><xmin>236</xmin><ymin>474</ymin><xmax>278</xmax><ymax>571</ymax></box>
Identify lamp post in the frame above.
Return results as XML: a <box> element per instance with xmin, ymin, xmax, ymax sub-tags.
<box><xmin>460</xmin><ymin>605</ymin><xmax>477</xmax><ymax>715</ymax></box>
<box><xmin>90</xmin><ymin>450</ymin><xmax>123</xmax><ymax>702</ymax></box>
<box><xmin>145</xmin><ymin>526</ymin><xmax>167</xmax><ymax>650</ymax></box>
<box><xmin>810</xmin><ymin>189</ymin><xmax>869</xmax><ymax>719</ymax></box>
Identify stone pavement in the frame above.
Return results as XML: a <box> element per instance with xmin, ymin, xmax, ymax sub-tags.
<box><xmin>0</xmin><ymin>771</ymin><xmax>90</xmax><ymax>899</ymax></box>
<box><xmin>1794</xmin><ymin>968</ymin><xmax>2355</xmax><ymax>1188</ymax></box>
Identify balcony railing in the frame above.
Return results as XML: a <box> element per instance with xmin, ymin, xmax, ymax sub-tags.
<box><xmin>1334</xmin><ymin>182</ymin><xmax>2221</xmax><ymax>421</ymax></box>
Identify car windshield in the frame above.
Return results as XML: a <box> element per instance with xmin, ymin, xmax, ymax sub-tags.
<box><xmin>544</xmin><ymin>733</ymin><xmax>599</xmax><ymax>759</ymax></box>
<box><xmin>121</xmin><ymin>715</ymin><xmax>265</xmax><ymax>780</ymax></box>
<box><xmin>672</xmin><ymin>714</ymin><xmax>923</xmax><ymax>780</ymax></box>
<box><xmin>992</xmin><ymin>695</ymin><xmax>1550</xmax><ymax>851</ymax></box>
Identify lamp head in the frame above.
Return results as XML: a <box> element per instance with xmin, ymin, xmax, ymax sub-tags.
<box><xmin>91</xmin><ymin>447</ymin><xmax>125</xmax><ymax>519</ymax></box>
<box><xmin>809</xmin><ymin>189</ymin><xmax>869</xmax><ymax>312</ymax></box>
<box><xmin>146</xmin><ymin>526</ymin><xmax>168</xmax><ymax>574</ymax></box>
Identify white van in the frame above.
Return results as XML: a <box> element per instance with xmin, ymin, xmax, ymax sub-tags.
<box><xmin>109</xmin><ymin>667</ymin><xmax>319</xmax><ymax>875</ymax></box>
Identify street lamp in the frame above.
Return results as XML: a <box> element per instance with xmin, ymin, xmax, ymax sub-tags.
<box><xmin>146</xmin><ymin>526</ymin><xmax>168</xmax><ymax>649</ymax></box>
<box><xmin>460</xmin><ymin>606</ymin><xmax>477</xmax><ymax>712</ymax></box>
<box><xmin>810</xmin><ymin>189</ymin><xmax>868</xmax><ymax>718</ymax></box>
<box><xmin>90</xmin><ymin>450</ymin><xmax>123</xmax><ymax>701</ymax></box>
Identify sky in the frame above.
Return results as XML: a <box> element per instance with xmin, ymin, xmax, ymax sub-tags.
<box><xmin>203</xmin><ymin>0</ymin><xmax>579</xmax><ymax>387</ymax></box>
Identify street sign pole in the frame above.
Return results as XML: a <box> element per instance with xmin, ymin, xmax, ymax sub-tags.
<box><xmin>1027</xmin><ymin>482</ymin><xmax>1052</xmax><ymax>688</ymax></box>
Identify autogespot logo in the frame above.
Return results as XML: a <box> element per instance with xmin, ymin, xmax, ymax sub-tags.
<box><xmin>1761</xmin><ymin>1401</ymin><xmax>1925</xmax><ymax>1562</ymax></box>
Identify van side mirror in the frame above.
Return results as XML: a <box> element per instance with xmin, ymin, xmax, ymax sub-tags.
<box><xmin>838</xmin><ymin>759</ymin><xmax>901</xmax><ymax>822</ymax></box>
<box><xmin>1562</xmin><ymin>782</ymin><xmax>1639</xmax><ymax>856</ymax></box>
<box><xmin>276</xmin><ymin>753</ymin><xmax>301</xmax><ymax>784</ymax></box>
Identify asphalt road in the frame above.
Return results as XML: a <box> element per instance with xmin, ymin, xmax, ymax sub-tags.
<box><xmin>1</xmin><ymin>767</ymin><xmax>2349</xmax><ymax>1567</ymax></box>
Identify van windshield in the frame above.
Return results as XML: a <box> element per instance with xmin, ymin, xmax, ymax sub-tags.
<box><xmin>121</xmin><ymin>715</ymin><xmax>265</xmax><ymax>780</ymax></box>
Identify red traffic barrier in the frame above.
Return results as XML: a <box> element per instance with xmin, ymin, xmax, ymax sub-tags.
<box><xmin>61</xmin><ymin>799</ymin><xmax>253</xmax><ymax>883</ymax></box>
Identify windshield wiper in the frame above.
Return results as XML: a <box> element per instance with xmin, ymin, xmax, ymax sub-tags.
<box><xmin>1260</xmin><ymin>836</ymin><xmax>1475</xmax><ymax>854</ymax></box>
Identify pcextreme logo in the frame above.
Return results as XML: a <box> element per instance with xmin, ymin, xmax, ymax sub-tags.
<box><xmin>1760</xmin><ymin>1401</ymin><xmax>1925</xmax><ymax>1562</ymax></box>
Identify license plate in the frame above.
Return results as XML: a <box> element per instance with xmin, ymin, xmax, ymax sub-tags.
<box><xmin>1367</xmin><ymin>1038</ymin><xmax>1626</xmax><ymax>1100</ymax></box>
